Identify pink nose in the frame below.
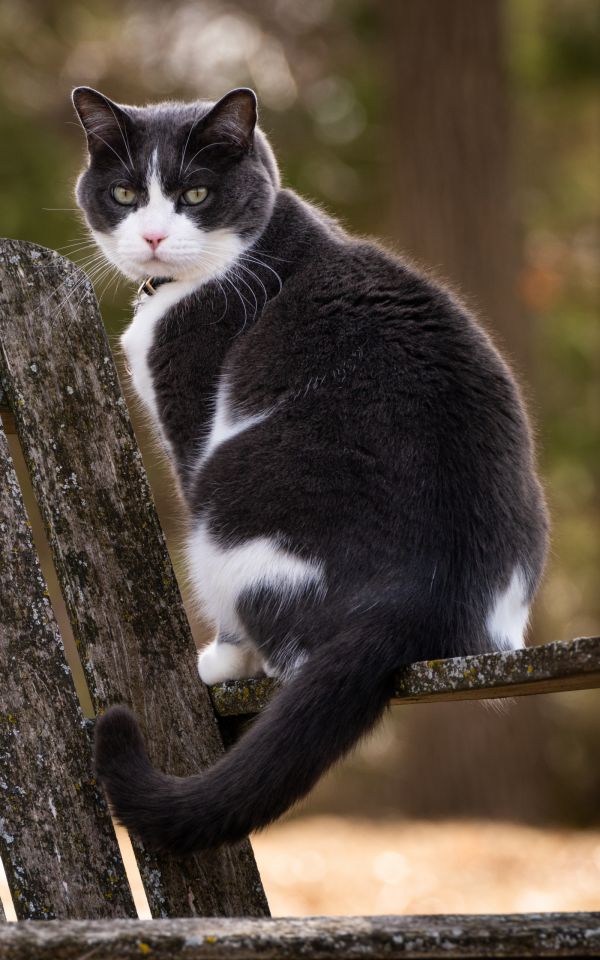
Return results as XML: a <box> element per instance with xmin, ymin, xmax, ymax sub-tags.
<box><xmin>143</xmin><ymin>232</ymin><xmax>167</xmax><ymax>251</ymax></box>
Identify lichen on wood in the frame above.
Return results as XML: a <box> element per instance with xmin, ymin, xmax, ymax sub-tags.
<box><xmin>0</xmin><ymin>239</ymin><xmax>268</xmax><ymax>919</ymax></box>
<box><xmin>209</xmin><ymin>636</ymin><xmax>600</xmax><ymax>716</ymax></box>
<box><xmin>0</xmin><ymin>420</ymin><xmax>135</xmax><ymax>920</ymax></box>
<box><xmin>1</xmin><ymin>913</ymin><xmax>600</xmax><ymax>958</ymax></box>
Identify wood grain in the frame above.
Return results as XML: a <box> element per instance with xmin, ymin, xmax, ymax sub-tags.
<box><xmin>0</xmin><ymin>239</ymin><xmax>268</xmax><ymax>919</ymax></box>
<box><xmin>1</xmin><ymin>913</ymin><xmax>599</xmax><ymax>958</ymax></box>
<box><xmin>210</xmin><ymin>636</ymin><xmax>600</xmax><ymax>716</ymax></box>
<box><xmin>0</xmin><ymin>420</ymin><xmax>136</xmax><ymax>919</ymax></box>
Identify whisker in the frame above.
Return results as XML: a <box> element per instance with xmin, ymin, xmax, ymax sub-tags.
<box><xmin>179</xmin><ymin>115</ymin><xmax>206</xmax><ymax>179</ymax></box>
<box><xmin>221</xmin><ymin>271</ymin><xmax>252</xmax><ymax>334</ymax></box>
<box><xmin>212</xmin><ymin>277</ymin><xmax>229</xmax><ymax>322</ymax></box>
<box><xmin>61</xmin><ymin>247</ymin><xmax>102</xmax><ymax>262</ymax></box>
<box><xmin>50</xmin><ymin>251</ymin><xmax>113</xmax><ymax>315</ymax></box>
<box><xmin>183</xmin><ymin>141</ymin><xmax>232</xmax><ymax>176</ymax></box>
<box><xmin>42</xmin><ymin>256</ymin><xmax>104</xmax><ymax>310</ymax></box>
<box><xmin>104</xmin><ymin>100</ymin><xmax>135</xmax><ymax>172</ymax></box>
<box><xmin>96</xmin><ymin>264</ymin><xmax>122</xmax><ymax>306</ymax></box>
<box><xmin>56</xmin><ymin>237</ymin><xmax>98</xmax><ymax>250</ymax></box>
<box><xmin>66</xmin><ymin>248</ymin><xmax>107</xmax><ymax>264</ymax></box>
<box><xmin>58</xmin><ymin>240</ymin><xmax>97</xmax><ymax>252</ymax></box>
<box><xmin>240</xmin><ymin>254</ymin><xmax>283</xmax><ymax>293</ymax></box>
<box><xmin>236</xmin><ymin>262</ymin><xmax>269</xmax><ymax>308</ymax></box>
<box><xmin>249</xmin><ymin>249</ymin><xmax>292</xmax><ymax>263</ymax></box>
<box><xmin>183</xmin><ymin>166</ymin><xmax>215</xmax><ymax>179</ymax></box>
<box><xmin>86</xmin><ymin>124</ymin><xmax>133</xmax><ymax>175</ymax></box>
<box><xmin>230</xmin><ymin>266</ymin><xmax>259</xmax><ymax>318</ymax></box>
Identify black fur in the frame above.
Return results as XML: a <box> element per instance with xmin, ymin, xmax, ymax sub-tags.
<box><xmin>76</xmin><ymin>88</ymin><xmax>549</xmax><ymax>855</ymax></box>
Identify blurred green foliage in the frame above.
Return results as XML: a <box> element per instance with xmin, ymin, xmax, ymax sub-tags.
<box><xmin>508</xmin><ymin>0</ymin><xmax>599</xmax><ymax>645</ymax></box>
<box><xmin>0</xmin><ymin>0</ymin><xmax>598</xmax><ymax>823</ymax></box>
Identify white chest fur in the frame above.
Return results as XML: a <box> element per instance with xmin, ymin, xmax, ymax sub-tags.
<box><xmin>120</xmin><ymin>280</ymin><xmax>199</xmax><ymax>451</ymax></box>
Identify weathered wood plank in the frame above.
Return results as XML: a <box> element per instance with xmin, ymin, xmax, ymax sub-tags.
<box><xmin>0</xmin><ymin>239</ymin><xmax>268</xmax><ymax>918</ymax></box>
<box><xmin>210</xmin><ymin>636</ymin><xmax>600</xmax><ymax>716</ymax></box>
<box><xmin>0</xmin><ymin>420</ymin><xmax>136</xmax><ymax>919</ymax></box>
<box><xmin>1</xmin><ymin>913</ymin><xmax>599</xmax><ymax>958</ymax></box>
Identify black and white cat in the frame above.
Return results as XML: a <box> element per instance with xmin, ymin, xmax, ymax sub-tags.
<box><xmin>73</xmin><ymin>86</ymin><xmax>549</xmax><ymax>855</ymax></box>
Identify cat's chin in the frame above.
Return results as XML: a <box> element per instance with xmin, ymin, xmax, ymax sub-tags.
<box><xmin>140</xmin><ymin>256</ymin><xmax>173</xmax><ymax>277</ymax></box>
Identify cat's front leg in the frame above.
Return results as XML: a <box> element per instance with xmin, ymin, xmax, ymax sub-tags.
<box><xmin>120</xmin><ymin>281</ymin><xmax>200</xmax><ymax>455</ymax></box>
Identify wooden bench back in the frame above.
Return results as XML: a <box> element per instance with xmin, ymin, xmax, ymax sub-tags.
<box><xmin>1</xmin><ymin>237</ymin><xmax>599</xmax><ymax>935</ymax></box>
<box><xmin>0</xmin><ymin>239</ymin><xmax>269</xmax><ymax>921</ymax></box>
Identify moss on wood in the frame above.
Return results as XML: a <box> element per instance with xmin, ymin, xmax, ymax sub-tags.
<box><xmin>0</xmin><ymin>422</ymin><xmax>136</xmax><ymax>920</ymax></box>
<box><xmin>1</xmin><ymin>913</ymin><xmax>600</xmax><ymax>958</ymax></box>
<box><xmin>210</xmin><ymin>637</ymin><xmax>600</xmax><ymax>716</ymax></box>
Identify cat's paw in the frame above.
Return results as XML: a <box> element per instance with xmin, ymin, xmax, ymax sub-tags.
<box><xmin>198</xmin><ymin>638</ymin><xmax>260</xmax><ymax>684</ymax></box>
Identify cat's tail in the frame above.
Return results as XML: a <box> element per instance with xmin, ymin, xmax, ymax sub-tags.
<box><xmin>93</xmin><ymin>605</ymin><xmax>412</xmax><ymax>856</ymax></box>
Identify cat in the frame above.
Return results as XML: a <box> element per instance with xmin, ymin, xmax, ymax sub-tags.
<box><xmin>73</xmin><ymin>85</ymin><xmax>549</xmax><ymax>856</ymax></box>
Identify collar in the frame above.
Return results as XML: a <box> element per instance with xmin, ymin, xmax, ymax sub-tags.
<box><xmin>137</xmin><ymin>276</ymin><xmax>174</xmax><ymax>298</ymax></box>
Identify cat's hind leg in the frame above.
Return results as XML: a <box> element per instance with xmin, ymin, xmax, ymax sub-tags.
<box><xmin>486</xmin><ymin>565</ymin><xmax>530</xmax><ymax>651</ymax></box>
<box><xmin>197</xmin><ymin>631</ymin><xmax>265</xmax><ymax>685</ymax></box>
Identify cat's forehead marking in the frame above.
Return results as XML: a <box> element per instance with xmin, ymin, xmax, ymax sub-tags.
<box><xmin>146</xmin><ymin>146</ymin><xmax>161</xmax><ymax>190</ymax></box>
<box><xmin>144</xmin><ymin>146</ymin><xmax>173</xmax><ymax>214</ymax></box>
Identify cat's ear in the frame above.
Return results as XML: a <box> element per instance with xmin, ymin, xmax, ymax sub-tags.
<box><xmin>72</xmin><ymin>87</ymin><xmax>132</xmax><ymax>157</ymax></box>
<box><xmin>201</xmin><ymin>88</ymin><xmax>257</xmax><ymax>152</ymax></box>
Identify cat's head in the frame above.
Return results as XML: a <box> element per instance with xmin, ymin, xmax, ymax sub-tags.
<box><xmin>72</xmin><ymin>87</ymin><xmax>279</xmax><ymax>283</ymax></box>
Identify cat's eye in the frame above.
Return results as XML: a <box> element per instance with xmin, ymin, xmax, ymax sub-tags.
<box><xmin>112</xmin><ymin>185</ymin><xmax>137</xmax><ymax>206</ymax></box>
<box><xmin>181</xmin><ymin>187</ymin><xmax>208</xmax><ymax>206</ymax></box>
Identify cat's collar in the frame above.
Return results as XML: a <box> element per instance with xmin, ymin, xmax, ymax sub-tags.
<box><xmin>137</xmin><ymin>276</ymin><xmax>174</xmax><ymax>298</ymax></box>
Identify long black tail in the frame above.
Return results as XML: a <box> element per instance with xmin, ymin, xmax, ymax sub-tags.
<box><xmin>94</xmin><ymin>608</ymin><xmax>406</xmax><ymax>855</ymax></box>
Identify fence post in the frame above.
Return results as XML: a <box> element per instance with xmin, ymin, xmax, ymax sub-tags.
<box><xmin>0</xmin><ymin>420</ymin><xmax>136</xmax><ymax>919</ymax></box>
<box><xmin>0</xmin><ymin>239</ymin><xmax>268</xmax><ymax>918</ymax></box>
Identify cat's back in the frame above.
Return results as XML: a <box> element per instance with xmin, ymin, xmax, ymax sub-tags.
<box><xmin>241</xmin><ymin>226</ymin><xmax>527</xmax><ymax>450</ymax></box>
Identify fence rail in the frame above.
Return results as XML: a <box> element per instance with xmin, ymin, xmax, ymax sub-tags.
<box><xmin>209</xmin><ymin>635</ymin><xmax>600</xmax><ymax>716</ymax></box>
<box><xmin>1</xmin><ymin>913</ymin><xmax>600</xmax><ymax>959</ymax></box>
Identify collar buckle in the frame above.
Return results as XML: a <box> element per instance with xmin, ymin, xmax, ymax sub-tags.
<box><xmin>137</xmin><ymin>276</ymin><xmax>174</xmax><ymax>298</ymax></box>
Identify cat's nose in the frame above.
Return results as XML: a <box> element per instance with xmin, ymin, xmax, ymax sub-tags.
<box><xmin>143</xmin><ymin>232</ymin><xmax>167</xmax><ymax>252</ymax></box>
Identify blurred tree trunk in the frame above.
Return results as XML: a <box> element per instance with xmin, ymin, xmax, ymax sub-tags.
<box><xmin>381</xmin><ymin>0</ymin><xmax>555</xmax><ymax>823</ymax></box>
<box><xmin>384</xmin><ymin>0</ymin><xmax>527</xmax><ymax>370</ymax></box>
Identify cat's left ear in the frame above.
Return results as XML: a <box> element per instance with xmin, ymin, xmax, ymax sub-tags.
<box><xmin>72</xmin><ymin>87</ymin><xmax>132</xmax><ymax>155</ymax></box>
<box><xmin>201</xmin><ymin>88</ymin><xmax>257</xmax><ymax>152</ymax></box>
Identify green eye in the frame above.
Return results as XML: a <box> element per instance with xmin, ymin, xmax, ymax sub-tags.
<box><xmin>112</xmin><ymin>185</ymin><xmax>137</xmax><ymax>206</ymax></box>
<box><xmin>181</xmin><ymin>187</ymin><xmax>208</xmax><ymax>206</ymax></box>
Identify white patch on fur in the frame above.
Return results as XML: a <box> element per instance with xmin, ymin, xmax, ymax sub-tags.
<box><xmin>196</xmin><ymin>376</ymin><xmax>271</xmax><ymax>470</ymax></box>
<box><xmin>185</xmin><ymin>519</ymin><xmax>325</xmax><ymax>640</ymax></box>
<box><xmin>486</xmin><ymin>566</ymin><xmax>530</xmax><ymax>651</ymax></box>
<box><xmin>120</xmin><ymin>278</ymin><xmax>201</xmax><ymax>450</ymax></box>
<box><xmin>197</xmin><ymin>636</ymin><xmax>265</xmax><ymax>684</ymax></box>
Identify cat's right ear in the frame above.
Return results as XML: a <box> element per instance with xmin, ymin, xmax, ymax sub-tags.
<box><xmin>72</xmin><ymin>87</ymin><xmax>131</xmax><ymax>157</ymax></box>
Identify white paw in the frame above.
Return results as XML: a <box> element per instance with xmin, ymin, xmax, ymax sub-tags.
<box><xmin>197</xmin><ymin>639</ymin><xmax>263</xmax><ymax>685</ymax></box>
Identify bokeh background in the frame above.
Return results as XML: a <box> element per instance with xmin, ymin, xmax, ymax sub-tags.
<box><xmin>1</xmin><ymin>0</ymin><xmax>599</xmax><ymax>916</ymax></box>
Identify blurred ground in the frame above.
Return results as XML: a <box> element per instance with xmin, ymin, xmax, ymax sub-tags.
<box><xmin>4</xmin><ymin>816</ymin><xmax>599</xmax><ymax>920</ymax></box>
<box><xmin>252</xmin><ymin>817</ymin><xmax>600</xmax><ymax>916</ymax></box>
